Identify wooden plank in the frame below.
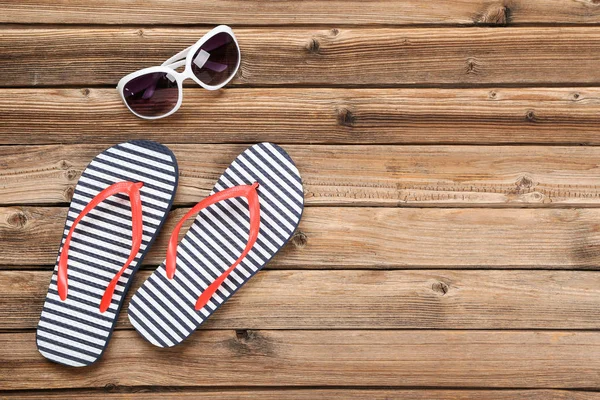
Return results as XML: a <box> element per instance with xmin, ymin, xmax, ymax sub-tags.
<box><xmin>2</xmin><ymin>88</ymin><xmax>600</xmax><ymax>145</ymax></box>
<box><xmin>5</xmin><ymin>143</ymin><xmax>600</xmax><ymax>206</ymax></box>
<box><xmin>4</xmin><ymin>269</ymin><xmax>600</xmax><ymax>331</ymax></box>
<box><xmin>2</xmin><ymin>0</ymin><xmax>600</xmax><ymax>26</ymax></box>
<box><xmin>3</xmin><ymin>206</ymin><xmax>600</xmax><ymax>268</ymax></box>
<box><xmin>1</xmin><ymin>330</ymin><xmax>599</xmax><ymax>389</ymax></box>
<box><xmin>3</xmin><ymin>27</ymin><xmax>600</xmax><ymax>87</ymax></box>
<box><xmin>6</xmin><ymin>389</ymin><xmax>600</xmax><ymax>400</ymax></box>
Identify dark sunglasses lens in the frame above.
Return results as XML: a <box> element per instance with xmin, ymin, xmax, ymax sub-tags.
<box><xmin>191</xmin><ymin>32</ymin><xmax>239</xmax><ymax>86</ymax></box>
<box><xmin>123</xmin><ymin>72</ymin><xmax>178</xmax><ymax>117</ymax></box>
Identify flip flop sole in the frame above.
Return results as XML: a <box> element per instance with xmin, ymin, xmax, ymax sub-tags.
<box><xmin>36</xmin><ymin>140</ymin><xmax>178</xmax><ymax>367</ymax></box>
<box><xmin>128</xmin><ymin>143</ymin><xmax>303</xmax><ymax>347</ymax></box>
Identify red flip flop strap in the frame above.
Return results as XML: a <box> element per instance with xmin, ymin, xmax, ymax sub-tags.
<box><xmin>57</xmin><ymin>181</ymin><xmax>145</xmax><ymax>313</ymax></box>
<box><xmin>165</xmin><ymin>183</ymin><xmax>260</xmax><ymax>311</ymax></box>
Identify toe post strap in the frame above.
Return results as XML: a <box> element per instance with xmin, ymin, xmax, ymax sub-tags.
<box><xmin>165</xmin><ymin>182</ymin><xmax>261</xmax><ymax>311</ymax></box>
<box><xmin>57</xmin><ymin>181</ymin><xmax>145</xmax><ymax>313</ymax></box>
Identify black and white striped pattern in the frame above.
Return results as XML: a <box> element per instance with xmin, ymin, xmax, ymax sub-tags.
<box><xmin>36</xmin><ymin>141</ymin><xmax>178</xmax><ymax>367</ymax></box>
<box><xmin>128</xmin><ymin>143</ymin><xmax>303</xmax><ymax>347</ymax></box>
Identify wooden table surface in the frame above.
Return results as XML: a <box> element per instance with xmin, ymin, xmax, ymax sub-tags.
<box><xmin>2</xmin><ymin>1</ymin><xmax>600</xmax><ymax>398</ymax></box>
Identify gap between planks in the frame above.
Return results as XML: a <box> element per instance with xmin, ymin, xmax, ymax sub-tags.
<box><xmin>1</xmin><ymin>388</ymin><xmax>599</xmax><ymax>399</ymax></box>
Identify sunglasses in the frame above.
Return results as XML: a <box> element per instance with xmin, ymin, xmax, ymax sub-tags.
<box><xmin>117</xmin><ymin>25</ymin><xmax>240</xmax><ymax>119</ymax></box>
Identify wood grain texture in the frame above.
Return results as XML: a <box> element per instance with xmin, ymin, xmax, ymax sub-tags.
<box><xmin>4</xmin><ymin>269</ymin><xmax>600</xmax><ymax>331</ymax></box>
<box><xmin>4</xmin><ymin>206</ymin><xmax>600</xmax><ymax>268</ymax></box>
<box><xmin>4</xmin><ymin>143</ymin><xmax>600</xmax><ymax>207</ymax></box>
<box><xmin>2</xmin><ymin>0</ymin><xmax>600</xmax><ymax>25</ymax></box>
<box><xmin>4</xmin><ymin>0</ymin><xmax>600</xmax><ymax>396</ymax></box>
<box><xmin>6</xmin><ymin>389</ymin><xmax>600</xmax><ymax>400</ymax></box>
<box><xmin>4</xmin><ymin>27</ymin><xmax>600</xmax><ymax>87</ymax></box>
<box><xmin>2</xmin><ymin>330</ymin><xmax>599</xmax><ymax>389</ymax></box>
<box><xmin>2</xmin><ymin>88</ymin><xmax>600</xmax><ymax>145</ymax></box>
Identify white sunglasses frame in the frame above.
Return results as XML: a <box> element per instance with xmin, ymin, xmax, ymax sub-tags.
<box><xmin>117</xmin><ymin>25</ymin><xmax>241</xmax><ymax>120</ymax></box>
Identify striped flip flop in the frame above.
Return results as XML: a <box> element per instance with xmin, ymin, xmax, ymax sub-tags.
<box><xmin>128</xmin><ymin>143</ymin><xmax>303</xmax><ymax>347</ymax></box>
<box><xmin>36</xmin><ymin>140</ymin><xmax>178</xmax><ymax>367</ymax></box>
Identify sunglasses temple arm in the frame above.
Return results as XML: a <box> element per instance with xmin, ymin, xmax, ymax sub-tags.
<box><xmin>162</xmin><ymin>45</ymin><xmax>194</xmax><ymax>67</ymax></box>
<box><xmin>163</xmin><ymin>60</ymin><xmax>186</xmax><ymax>70</ymax></box>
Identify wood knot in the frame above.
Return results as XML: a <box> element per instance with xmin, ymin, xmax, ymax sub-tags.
<box><xmin>432</xmin><ymin>281</ymin><xmax>449</xmax><ymax>295</ymax></box>
<box><xmin>525</xmin><ymin>109</ymin><xmax>537</xmax><ymax>122</ymax></box>
<box><xmin>66</xmin><ymin>169</ymin><xmax>79</xmax><ymax>181</ymax></box>
<box><xmin>227</xmin><ymin>330</ymin><xmax>274</xmax><ymax>357</ymax></box>
<box><xmin>7</xmin><ymin>211</ymin><xmax>28</xmax><ymax>229</ymax></box>
<box><xmin>337</xmin><ymin>107</ymin><xmax>356</xmax><ymax>127</ymax></box>
<box><xmin>573</xmin><ymin>93</ymin><xmax>581</xmax><ymax>101</ymax></box>
<box><xmin>137</xmin><ymin>29</ymin><xmax>144</xmax><ymax>37</ymax></box>
<box><xmin>291</xmin><ymin>231</ymin><xmax>308</xmax><ymax>248</ymax></box>
<box><xmin>104</xmin><ymin>383</ymin><xmax>118</xmax><ymax>392</ymax></box>
<box><xmin>64</xmin><ymin>186</ymin><xmax>75</xmax><ymax>201</ymax></box>
<box><xmin>58</xmin><ymin>160</ymin><xmax>71</xmax><ymax>170</ymax></box>
<box><xmin>307</xmin><ymin>38</ymin><xmax>321</xmax><ymax>54</ymax></box>
<box><xmin>235</xmin><ymin>66</ymin><xmax>246</xmax><ymax>82</ymax></box>
<box><xmin>236</xmin><ymin>329</ymin><xmax>252</xmax><ymax>341</ymax></box>
<box><xmin>330</xmin><ymin>28</ymin><xmax>340</xmax><ymax>36</ymax></box>
<box><xmin>489</xmin><ymin>90</ymin><xmax>497</xmax><ymax>99</ymax></box>
<box><xmin>80</xmin><ymin>88</ymin><xmax>90</xmax><ymax>97</ymax></box>
<box><xmin>516</xmin><ymin>176</ymin><xmax>533</xmax><ymax>191</ymax></box>
<box><xmin>476</xmin><ymin>4</ymin><xmax>510</xmax><ymax>26</ymax></box>
<box><xmin>465</xmin><ymin>58</ymin><xmax>479</xmax><ymax>74</ymax></box>
<box><xmin>530</xmin><ymin>192</ymin><xmax>544</xmax><ymax>202</ymax></box>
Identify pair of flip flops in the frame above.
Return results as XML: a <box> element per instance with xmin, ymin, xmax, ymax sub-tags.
<box><xmin>36</xmin><ymin>141</ymin><xmax>304</xmax><ymax>367</ymax></box>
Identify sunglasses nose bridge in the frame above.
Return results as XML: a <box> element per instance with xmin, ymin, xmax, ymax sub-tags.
<box><xmin>177</xmin><ymin>67</ymin><xmax>199</xmax><ymax>84</ymax></box>
<box><xmin>163</xmin><ymin>70</ymin><xmax>190</xmax><ymax>89</ymax></box>
<box><xmin>173</xmin><ymin>71</ymin><xmax>186</xmax><ymax>83</ymax></box>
